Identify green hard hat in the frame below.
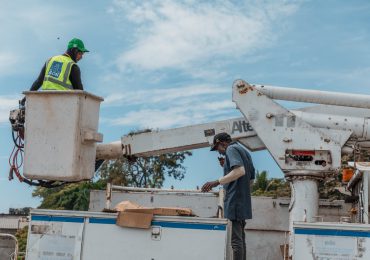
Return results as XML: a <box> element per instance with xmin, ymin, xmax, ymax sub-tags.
<box><xmin>67</xmin><ymin>38</ymin><xmax>89</xmax><ymax>52</ymax></box>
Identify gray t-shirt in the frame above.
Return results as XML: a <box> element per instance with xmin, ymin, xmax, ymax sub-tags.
<box><xmin>223</xmin><ymin>142</ymin><xmax>255</xmax><ymax>220</ymax></box>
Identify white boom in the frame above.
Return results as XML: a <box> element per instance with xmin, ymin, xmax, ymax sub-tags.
<box><xmin>253</xmin><ymin>83</ymin><xmax>370</xmax><ymax>109</ymax></box>
<box><xmin>97</xmin><ymin>110</ymin><xmax>370</xmax><ymax>160</ymax></box>
<box><xmin>97</xmin><ymin>98</ymin><xmax>370</xmax><ymax>168</ymax></box>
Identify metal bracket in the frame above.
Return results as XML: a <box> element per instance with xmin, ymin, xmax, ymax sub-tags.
<box><xmin>83</xmin><ymin>129</ymin><xmax>103</xmax><ymax>143</ymax></box>
<box><xmin>151</xmin><ymin>226</ymin><xmax>161</xmax><ymax>241</ymax></box>
<box><xmin>232</xmin><ymin>79</ymin><xmax>352</xmax><ymax>172</ymax></box>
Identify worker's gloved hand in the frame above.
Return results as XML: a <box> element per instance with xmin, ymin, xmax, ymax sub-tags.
<box><xmin>201</xmin><ymin>180</ymin><xmax>220</xmax><ymax>192</ymax></box>
<box><xmin>20</xmin><ymin>96</ymin><xmax>26</xmax><ymax>106</ymax></box>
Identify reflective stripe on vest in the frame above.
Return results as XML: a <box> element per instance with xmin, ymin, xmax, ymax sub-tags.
<box><xmin>42</xmin><ymin>55</ymin><xmax>75</xmax><ymax>90</ymax></box>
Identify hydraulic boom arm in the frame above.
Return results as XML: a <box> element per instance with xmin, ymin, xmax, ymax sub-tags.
<box><xmin>97</xmin><ymin>80</ymin><xmax>370</xmax><ymax>175</ymax></box>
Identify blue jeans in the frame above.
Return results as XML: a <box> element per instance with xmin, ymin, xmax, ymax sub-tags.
<box><xmin>231</xmin><ymin>220</ymin><xmax>246</xmax><ymax>260</ymax></box>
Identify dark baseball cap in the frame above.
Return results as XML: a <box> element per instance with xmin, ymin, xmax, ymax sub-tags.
<box><xmin>210</xmin><ymin>132</ymin><xmax>232</xmax><ymax>151</ymax></box>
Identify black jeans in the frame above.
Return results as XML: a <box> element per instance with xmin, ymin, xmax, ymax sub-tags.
<box><xmin>231</xmin><ymin>220</ymin><xmax>246</xmax><ymax>260</ymax></box>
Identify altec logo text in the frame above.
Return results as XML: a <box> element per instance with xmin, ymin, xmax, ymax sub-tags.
<box><xmin>231</xmin><ymin>120</ymin><xmax>253</xmax><ymax>134</ymax></box>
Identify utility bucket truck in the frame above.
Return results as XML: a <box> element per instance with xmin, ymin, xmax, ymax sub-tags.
<box><xmin>96</xmin><ymin>80</ymin><xmax>370</xmax><ymax>259</ymax></box>
<box><xmin>9</xmin><ymin>80</ymin><xmax>370</xmax><ymax>259</ymax></box>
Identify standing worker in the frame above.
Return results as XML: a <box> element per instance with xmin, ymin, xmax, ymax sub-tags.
<box><xmin>201</xmin><ymin>132</ymin><xmax>255</xmax><ymax>260</ymax></box>
<box><xmin>29</xmin><ymin>38</ymin><xmax>89</xmax><ymax>91</ymax></box>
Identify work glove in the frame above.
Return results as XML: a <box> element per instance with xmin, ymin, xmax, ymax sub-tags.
<box><xmin>20</xmin><ymin>96</ymin><xmax>26</xmax><ymax>106</ymax></box>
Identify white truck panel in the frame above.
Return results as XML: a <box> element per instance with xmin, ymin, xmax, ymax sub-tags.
<box><xmin>26</xmin><ymin>209</ymin><xmax>229</xmax><ymax>260</ymax></box>
<box><xmin>26</xmin><ymin>217</ymin><xmax>84</xmax><ymax>260</ymax></box>
<box><xmin>89</xmin><ymin>189</ymin><xmax>220</xmax><ymax>218</ymax></box>
<box><xmin>293</xmin><ymin>222</ymin><xmax>370</xmax><ymax>259</ymax></box>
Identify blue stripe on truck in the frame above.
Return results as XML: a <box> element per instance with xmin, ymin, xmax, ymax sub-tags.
<box><xmin>89</xmin><ymin>218</ymin><xmax>115</xmax><ymax>224</ymax></box>
<box><xmin>89</xmin><ymin>218</ymin><xmax>226</xmax><ymax>231</ymax></box>
<box><xmin>151</xmin><ymin>221</ymin><xmax>226</xmax><ymax>231</ymax></box>
<box><xmin>32</xmin><ymin>215</ymin><xmax>226</xmax><ymax>231</ymax></box>
<box><xmin>294</xmin><ymin>228</ymin><xmax>370</xmax><ymax>238</ymax></box>
<box><xmin>31</xmin><ymin>215</ymin><xmax>84</xmax><ymax>223</ymax></box>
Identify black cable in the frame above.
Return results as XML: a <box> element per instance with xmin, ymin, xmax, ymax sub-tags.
<box><xmin>22</xmin><ymin>179</ymin><xmax>69</xmax><ymax>188</ymax></box>
<box><xmin>11</xmin><ymin>130</ymin><xmax>23</xmax><ymax>149</ymax></box>
<box><xmin>95</xmin><ymin>159</ymin><xmax>105</xmax><ymax>172</ymax></box>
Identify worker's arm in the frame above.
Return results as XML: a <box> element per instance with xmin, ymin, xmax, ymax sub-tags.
<box><xmin>30</xmin><ymin>64</ymin><xmax>46</xmax><ymax>91</ymax></box>
<box><xmin>218</xmin><ymin>166</ymin><xmax>245</xmax><ymax>185</ymax></box>
<box><xmin>201</xmin><ymin>166</ymin><xmax>245</xmax><ymax>192</ymax></box>
<box><xmin>69</xmin><ymin>64</ymin><xmax>84</xmax><ymax>90</ymax></box>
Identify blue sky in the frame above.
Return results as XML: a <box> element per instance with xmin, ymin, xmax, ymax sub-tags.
<box><xmin>1</xmin><ymin>0</ymin><xmax>370</xmax><ymax>213</ymax></box>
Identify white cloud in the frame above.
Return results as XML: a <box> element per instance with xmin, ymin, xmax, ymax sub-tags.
<box><xmin>0</xmin><ymin>2</ymin><xmax>80</xmax><ymax>76</ymax></box>
<box><xmin>0</xmin><ymin>3</ymin><xmax>78</xmax><ymax>44</ymax></box>
<box><xmin>103</xmin><ymin>84</ymin><xmax>229</xmax><ymax>106</ymax></box>
<box><xmin>102</xmin><ymin>83</ymin><xmax>238</xmax><ymax>128</ymax></box>
<box><xmin>322</xmin><ymin>67</ymin><xmax>370</xmax><ymax>94</ymax></box>
<box><xmin>111</xmin><ymin>0</ymin><xmax>299</xmax><ymax>77</ymax></box>
<box><xmin>108</xmin><ymin>100</ymin><xmax>236</xmax><ymax>129</ymax></box>
<box><xmin>267</xmin><ymin>66</ymin><xmax>370</xmax><ymax>94</ymax></box>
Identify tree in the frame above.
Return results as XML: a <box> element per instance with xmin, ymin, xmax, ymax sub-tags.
<box><xmin>32</xmin><ymin>180</ymin><xmax>106</xmax><ymax>210</ymax></box>
<box><xmin>251</xmin><ymin>170</ymin><xmax>346</xmax><ymax>200</ymax></box>
<box><xmin>98</xmin><ymin>152</ymin><xmax>192</xmax><ymax>188</ymax></box>
<box><xmin>15</xmin><ymin>226</ymin><xmax>28</xmax><ymax>259</ymax></box>
<box><xmin>252</xmin><ymin>171</ymin><xmax>269</xmax><ymax>193</ymax></box>
<box><xmin>9</xmin><ymin>207</ymin><xmax>31</xmax><ymax>215</ymax></box>
<box><xmin>252</xmin><ymin>171</ymin><xmax>291</xmax><ymax>198</ymax></box>
<box><xmin>32</xmin><ymin>151</ymin><xmax>192</xmax><ymax>210</ymax></box>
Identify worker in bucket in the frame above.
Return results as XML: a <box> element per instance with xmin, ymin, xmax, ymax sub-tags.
<box><xmin>202</xmin><ymin>132</ymin><xmax>255</xmax><ymax>260</ymax></box>
<box><xmin>29</xmin><ymin>38</ymin><xmax>88</xmax><ymax>91</ymax></box>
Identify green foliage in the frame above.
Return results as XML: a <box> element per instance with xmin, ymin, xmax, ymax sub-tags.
<box><xmin>252</xmin><ymin>170</ymin><xmax>347</xmax><ymax>200</ymax></box>
<box><xmin>33</xmin><ymin>151</ymin><xmax>192</xmax><ymax>210</ymax></box>
<box><xmin>252</xmin><ymin>171</ymin><xmax>291</xmax><ymax>198</ymax></box>
<box><xmin>9</xmin><ymin>207</ymin><xmax>31</xmax><ymax>215</ymax></box>
<box><xmin>252</xmin><ymin>171</ymin><xmax>269</xmax><ymax>192</ymax></box>
<box><xmin>15</xmin><ymin>226</ymin><xmax>28</xmax><ymax>257</ymax></box>
<box><xmin>32</xmin><ymin>180</ymin><xmax>106</xmax><ymax>211</ymax></box>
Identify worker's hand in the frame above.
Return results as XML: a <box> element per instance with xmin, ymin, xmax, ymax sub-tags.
<box><xmin>20</xmin><ymin>96</ymin><xmax>26</xmax><ymax>106</ymax></box>
<box><xmin>201</xmin><ymin>180</ymin><xmax>220</xmax><ymax>192</ymax></box>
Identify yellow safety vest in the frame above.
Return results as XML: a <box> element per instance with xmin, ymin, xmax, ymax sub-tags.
<box><xmin>42</xmin><ymin>55</ymin><xmax>75</xmax><ymax>90</ymax></box>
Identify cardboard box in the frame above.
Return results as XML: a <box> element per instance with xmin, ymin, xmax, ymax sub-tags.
<box><xmin>114</xmin><ymin>200</ymin><xmax>141</xmax><ymax>212</ymax></box>
<box><xmin>116</xmin><ymin>210</ymin><xmax>153</xmax><ymax>229</ymax></box>
<box><xmin>153</xmin><ymin>207</ymin><xmax>192</xmax><ymax>216</ymax></box>
<box><xmin>114</xmin><ymin>201</ymin><xmax>192</xmax><ymax>229</ymax></box>
<box><xmin>114</xmin><ymin>201</ymin><xmax>192</xmax><ymax>216</ymax></box>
